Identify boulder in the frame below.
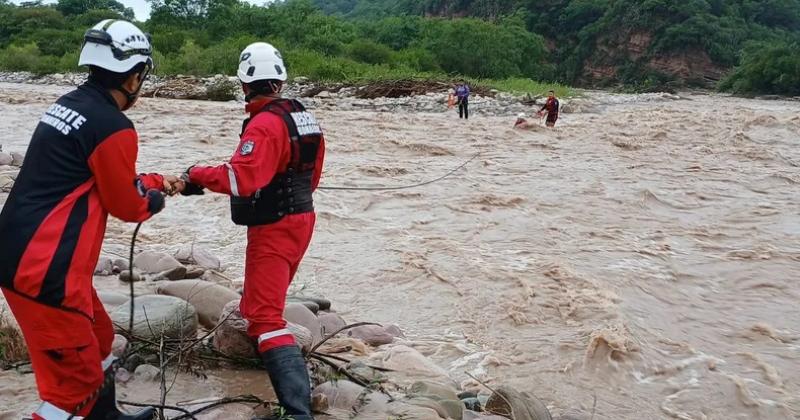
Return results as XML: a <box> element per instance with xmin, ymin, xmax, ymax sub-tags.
<box><xmin>368</xmin><ymin>345</ymin><xmax>450</xmax><ymax>382</ymax></box>
<box><xmin>384</xmin><ymin>324</ymin><xmax>405</xmax><ymax>338</ymax></box>
<box><xmin>212</xmin><ymin>300</ymin><xmax>257</xmax><ymax>358</ymax></box>
<box><xmin>173</xmin><ymin>245</ymin><xmax>221</xmax><ymax>270</ymax></box>
<box><xmin>284</xmin><ymin>303</ymin><xmax>322</xmax><ymax>344</ymax></box>
<box><xmin>133</xmin><ymin>251</ymin><xmax>184</xmax><ymax>274</ymax></box>
<box><xmin>202</xmin><ymin>269</ymin><xmax>235</xmax><ymax>288</ymax></box>
<box><xmin>156</xmin><ymin>280</ymin><xmax>239</xmax><ymax>329</ymax></box>
<box><xmin>110</xmin><ymin>295</ymin><xmax>198</xmax><ymax>340</ymax></box>
<box><xmin>312</xmin><ymin>380</ymin><xmax>365</xmax><ymax>411</ymax></box>
<box><xmin>152</xmin><ymin>266</ymin><xmax>188</xmax><ymax>281</ymax></box>
<box><xmin>111</xmin><ymin>334</ymin><xmax>128</xmax><ymax>357</ymax></box>
<box><xmin>134</xmin><ymin>364</ymin><xmax>161</xmax><ymax>381</ymax></box>
<box><xmin>409</xmin><ymin>381</ymin><xmax>460</xmax><ymax>402</ymax></box>
<box><xmin>0</xmin><ymin>152</ymin><xmax>12</xmax><ymax>166</ymax></box>
<box><xmin>318</xmin><ymin>312</ymin><xmax>346</xmax><ymax>336</ymax></box>
<box><xmin>213</xmin><ymin>299</ymin><xmax>313</xmax><ymax>357</ymax></box>
<box><xmin>184</xmin><ymin>267</ymin><xmax>206</xmax><ymax>279</ymax></box>
<box><xmin>97</xmin><ymin>291</ymin><xmax>128</xmax><ymax>311</ymax></box>
<box><xmin>408</xmin><ymin>397</ymin><xmax>454</xmax><ymax>419</ymax></box>
<box><xmin>485</xmin><ymin>386</ymin><xmax>552</xmax><ymax>420</ymax></box>
<box><xmin>353</xmin><ymin>392</ymin><xmax>391</xmax><ymax>418</ymax></box>
<box><xmin>286</xmin><ymin>297</ymin><xmax>319</xmax><ymax>314</ymax></box>
<box><xmin>462</xmin><ymin>398</ymin><xmax>482</xmax><ymax>412</ymax></box>
<box><xmin>10</xmin><ymin>152</ymin><xmax>24</xmax><ymax>167</ymax></box>
<box><xmin>95</xmin><ymin>256</ymin><xmax>115</xmax><ymax>276</ymax></box>
<box><xmin>346</xmin><ymin>360</ymin><xmax>387</xmax><ymax>384</ymax></box>
<box><xmin>386</xmin><ymin>401</ymin><xmax>442</xmax><ymax>420</ymax></box>
<box><xmin>0</xmin><ymin>174</ymin><xmax>15</xmax><ymax>192</ymax></box>
<box><xmin>119</xmin><ymin>269</ymin><xmax>144</xmax><ymax>283</ymax></box>
<box><xmin>347</xmin><ymin>324</ymin><xmax>395</xmax><ymax>347</ymax></box>
<box><xmin>287</xmin><ymin>322</ymin><xmax>314</xmax><ymax>352</ymax></box>
<box><xmin>291</xmin><ymin>296</ymin><xmax>331</xmax><ymax>311</ymax></box>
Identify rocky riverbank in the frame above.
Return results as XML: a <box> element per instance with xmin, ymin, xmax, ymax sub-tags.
<box><xmin>93</xmin><ymin>246</ymin><xmax>554</xmax><ymax>419</ymax></box>
<box><xmin>0</xmin><ymin>71</ymin><xmax>674</xmax><ymax>117</ymax></box>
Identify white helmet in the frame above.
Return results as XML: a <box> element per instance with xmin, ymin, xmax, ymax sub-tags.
<box><xmin>237</xmin><ymin>42</ymin><xmax>287</xmax><ymax>84</ymax></box>
<box><xmin>79</xmin><ymin>20</ymin><xmax>153</xmax><ymax>73</ymax></box>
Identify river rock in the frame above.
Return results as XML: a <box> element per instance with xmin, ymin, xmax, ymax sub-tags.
<box><xmin>95</xmin><ymin>256</ymin><xmax>115</xmax><ymax>275</ymax></box>
<box><xmin>368</xmin><ymin>345</ymin><xmax>450</xmax><ymax>382</ymax></box>
<box><xmin>110</xmin><ymin>295</ymin><xmax>198</xmax><ymax>339</ymax></box>
<box><xmin>118</xmin><ymin>268</ymin><xmax>143</xmax><ymax>283</ymax></box>
<box><xmin>97</xmin><ymin>291</ymin><xmax>128</xmax><ymax>311</ymax></box>
<box><xmin>485</xmin><ymin>386</ymin><xmax>552</xmax><ymax>420</ymax></box>
<box><xmin>173</xmin><ymin>245</ymin><xmax>221</xmax><ymax>270</ymax></box>
<box><xmin>353</xmin><ymin>392</ymin><xmax>391</xmax><ymax>418</ymax></box>
<box><xmin>384</xmin><ymin>324</ymin><xmax>405</xmax><ymax>338</ymax></box>
<box><xmin>284</xmin><ymin>303</ymin><xmax>322</xmax><ymax>344</ymax></box>
<box><xmin>386</xmin><ymin>401</ymin><xmax>441</xmax><ymax>419</ymax></box>
<box><xmin>111</xmin><ymin>334</ymin><xmax>128</xmax><ymax>357</ymax></box>
<box><xmin>286</xmin><ymin>297</ymin><xmax>319</xmax><ymax>314</ymax></box>
<box><xmin>409</xmin><ymin>380</ymin><xmax>460</xmax><ymax>402</ymax></box>
<box><xmin>311</xmin><ymin>380</ymin><xmax>365</xmax><ymax>411</ymax></box>
<box><xmin>184</xmin><ymin>267</ymin><xmax>206</xmax><ymax>279</ymax></box>
<box><xmin>0</xmin><ymin>174</ymin><xmax>15</xmax><ymax>192</ymax></box>
<box><xmin>134</xmin><ymin>364</ymin><xmax>161</xmax><ymax>381</ymax></box>
<box><xmin>292</xmin><ymin>296</ymin><xmax>331</xmax><ymax>311</ymax></box>
<box><xmin>156</xmin><ymin>280</ymin><xmax>239</xmax><ymax>329</ymax></box>
<box><xmin>287</xmin><ymin>321</ymin><xmax>314</xmax><ymax>352</ymax></box>
<box><xmin>115</xmin><ymin>367</ymin><xmax>132</xmax><ymax>384</ymax></box>
<box><xmin>318</xmin><ymin>312</ymin><xmax>346</xmax><ymax>336</ymax></box>
<box><xmin>202</xmin><ymin>269</ymin><xmax>235</xmax><ymax>288</ymax></box>
<box><xmin>213</xmin><ymin>299</ymin><xmax>313</xmax><ymax>357</ymax></box>
<box><xmin>462</xmin><ymin>397</ymin><xmax>483</xmax><ymax>412</ymax></box>
<box><xmin>133</xmin><ymin>251</ymin><xmax>185</xmax><ymax>274</ymax></box>
<box><xmin>152</xmin><ymin>266</ymin><xmax>188</xmax><ymax>281</ymax></box>
<box><xmin>213</xmin><ymin>300</ymin><xmax>257</xmax><ymax>358</ymax></box>
<box><xmin>0</xmin><ymin>152</ymin><xmax>12</xmax><ymax>166</ymax></box>
<box><xmin>408</xmin><ymin>396</ymin><xmax>459</xmax><ymax>419</ymax></box>
<box><xmin>347</xmin><ymin>324</ymin><xmax>395</xmax><ymax>346</ymax></box>
<box><xmin>346</xmin><ymin>360</ymin><xmax>387</xmax><ymax>383</ymax></box>
<box><xmin>10</xmin><ymin>152</ymin><xmax>24</xmax><ymax>167</ymax></box>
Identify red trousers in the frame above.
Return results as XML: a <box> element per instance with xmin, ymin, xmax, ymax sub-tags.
<box><xmin>2</xmin><ymin>287</ymin><xmax>113</xmax><ymax>418</ymax></box>
<box><xmin>240</xmin><ymin>213</ymin><xmax>315</xmax><ymax>353</ymax></box>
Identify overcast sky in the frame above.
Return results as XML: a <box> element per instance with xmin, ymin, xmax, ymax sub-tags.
<box><xmin>10</xmin><ymin>0</ymin><xmax>272</xmax><ymax>21</ymax></box>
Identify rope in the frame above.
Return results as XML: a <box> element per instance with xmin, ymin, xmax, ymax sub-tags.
<box><xmin>318</xmin><ymin>153</ymin><xmax>479</xmax><ymax>191</ymax></box>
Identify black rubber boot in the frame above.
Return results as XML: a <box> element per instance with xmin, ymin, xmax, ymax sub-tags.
<box><xmin>259</xmin><ymin>345</ymin><xmax>314</xmax><ymax>420</ymax></box>
<box><xmin>85</xmin><ymin>368</ymin><xmax>156</xmax><ymax>420</ymax></box>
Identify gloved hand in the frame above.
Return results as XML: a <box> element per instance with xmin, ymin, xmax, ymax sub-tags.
<box><xmin>146</xmin><ymin>189</ymin><xmax>165</xmax><ymax>215</ymax></box>
<box><xmin>180</xmin><ymin>166</ymin><xmax>205</xmax><ymax>196</ymax></box>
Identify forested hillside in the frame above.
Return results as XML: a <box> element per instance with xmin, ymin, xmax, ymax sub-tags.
<box><xmin>317</xmin><ymin>0</ymin><xmax>800</xmax><ymax>93</ymax></box>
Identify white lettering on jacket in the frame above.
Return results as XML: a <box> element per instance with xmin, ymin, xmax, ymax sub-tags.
<box><xmin>40</xmin><ymin>104</ymin><xmax>87</xmax><ymax>136</ymax></box>
<box><xmin>290</xmin><ymin>111</ymin><xmax>321</xmax><ymax>136</ymax></box>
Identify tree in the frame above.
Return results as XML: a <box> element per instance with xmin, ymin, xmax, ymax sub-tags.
<box><xmin>56</xmin><ymin>0</ymin><xmax>133</xmax><ymax>19</ymax></box>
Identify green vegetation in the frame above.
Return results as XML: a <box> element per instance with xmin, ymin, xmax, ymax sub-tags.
<box><xmin>719</xmin><ymin>40</ymin><xmax>800</xmax><ymax>96</ymax></box>
<box><xmin>0</xmin><ymin>0</ymin><xmax>798</xmax><ymax>95</ymax></box>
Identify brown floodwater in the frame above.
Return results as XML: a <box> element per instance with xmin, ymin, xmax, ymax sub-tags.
<box><xmin>1</xmin><ymin>83</ymin><xmax>798</xmax><ymax>419</ymax></box>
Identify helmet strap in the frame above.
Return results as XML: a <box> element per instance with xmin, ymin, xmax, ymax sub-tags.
<box><xmin>118</xmin><ymin>66</ymin><xmax>151</xmax><ymax>111</ymax></box>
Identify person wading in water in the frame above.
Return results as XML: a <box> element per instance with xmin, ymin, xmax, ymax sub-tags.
<box><xmin>538</xmin><ymin>90</ymin><xmax>560</xmax><ymax>127</ymax></box>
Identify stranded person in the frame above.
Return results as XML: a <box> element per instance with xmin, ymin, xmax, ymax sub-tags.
<box><xmin>538</xmin><ymin>90</ymin><xmax>560</xmax><ymax>127</ymax></box>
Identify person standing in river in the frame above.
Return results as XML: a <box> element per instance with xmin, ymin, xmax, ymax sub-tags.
<box><xmin>455</xmin><ymin>80</ymin><xmax>470</xmax><ymax>119</ymax></box>
<box><xmin>538</xmin><ymin>90</ymin><xmax>560</xmax><ymax>127</ymax></box>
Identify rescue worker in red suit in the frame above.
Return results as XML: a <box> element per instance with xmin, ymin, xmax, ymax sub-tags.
<box><xmin>178</xmin><ymin>42</ymin><xmax>324</xmax><ymax>420</ymax></box>
<box><xmin>0</xmin><ymin>20</ymin><xmax>173</xmax><ymax>420</ymax></box>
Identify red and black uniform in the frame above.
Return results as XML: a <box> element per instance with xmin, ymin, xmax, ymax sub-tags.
<box><xmin>0</xmin><ymin>81</ymin><xmax>165</xmax><ymax>418</ymax></box>
<box><xmin>188</xmin><ymin>97</ymin><xmax>324</xmax><ymax>353</ymax></box>
<box><xmin>541</xmin><ymin>97</ymin><xmax>560</xmax><ymax>126</ymax></box>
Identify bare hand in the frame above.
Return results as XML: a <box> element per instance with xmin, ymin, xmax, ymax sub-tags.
<box><xmin>163</xmin><ymin>175</ymin><xmax>185</xmax><ymax>196</ymax></box>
